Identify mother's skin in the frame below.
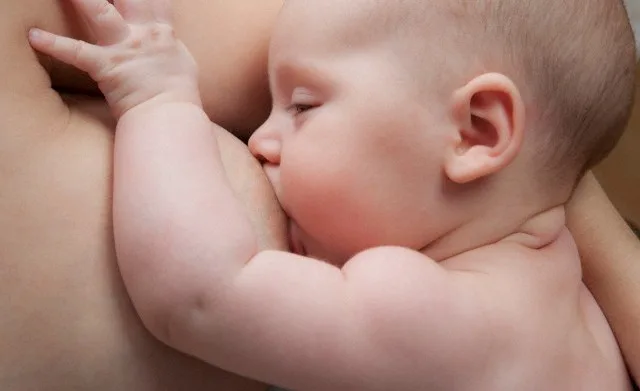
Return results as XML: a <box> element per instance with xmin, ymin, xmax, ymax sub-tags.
<box><xmin>0</xmin><ymin>0</ymin><xmax>286</xmax><ymax>390</ymax></box>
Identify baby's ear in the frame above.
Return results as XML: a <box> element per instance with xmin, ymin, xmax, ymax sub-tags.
<box><xmin>444</xmin><ymin>73</ymin><xmax>525</xmax><ymax>184</ymax></box>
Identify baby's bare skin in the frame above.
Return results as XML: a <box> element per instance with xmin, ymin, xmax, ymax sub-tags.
<box><xmin>0</xmin><ymin>0</ymin><xmax>285</xmax><ymax>390</ymax></box>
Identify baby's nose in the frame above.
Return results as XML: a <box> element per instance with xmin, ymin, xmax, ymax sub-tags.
<box><xmin>248</xmin><ymin>124</ymin><xmax>281</xmax><ymax>165</ymax></box>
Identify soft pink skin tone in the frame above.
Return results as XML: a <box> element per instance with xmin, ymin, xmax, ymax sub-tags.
<box><xmin>29</xmin><ymin>0</ymin><xmax>632</xmax><ymax>390</ymax></box>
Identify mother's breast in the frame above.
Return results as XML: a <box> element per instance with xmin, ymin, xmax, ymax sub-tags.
<box><xmin>171</xmin><ymin>0</ymin><xmax>283</xmax><ymax>138</ymax></box>
<box><xmin>0</xmin><ymin>97</ymin><xmax>275</xmax><ymax>390</ymax></box>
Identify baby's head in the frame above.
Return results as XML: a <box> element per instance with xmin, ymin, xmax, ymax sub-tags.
<box><xmin>249</xmin><ymin>0</ymin><xmax>636</xmax><ymax>263</ymax></box>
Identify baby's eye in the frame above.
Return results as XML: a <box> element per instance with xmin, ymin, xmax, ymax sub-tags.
<box><xmin>290</xmin><ymin>104</ymin><xmax>314</xmax><ymax>115</ymax></box>
<box><xmin>289</xmin><ymin>87</ymin><xmax>319</xmax><ymax>116</ymax></box>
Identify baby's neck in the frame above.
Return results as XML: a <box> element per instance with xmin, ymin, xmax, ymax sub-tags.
<box><xmin>500</xmin><ymin>206</ymin><xmax>567</xmax><ymax>248</ymax></box>
<box><xmin>422</xmin><ymin>202</ymin><xmax>567</xmax><ymax>262</ymax></box>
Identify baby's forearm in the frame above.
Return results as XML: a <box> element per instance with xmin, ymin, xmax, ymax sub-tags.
<box><xmin>112</xmin><ymin>101</ymin><xmax>259</xmax><ymax>342</ymax></box>
<box><xmin>568</xmin><ymin>173</ymin><xmax>640</xmax><ymax>383</ymax></box>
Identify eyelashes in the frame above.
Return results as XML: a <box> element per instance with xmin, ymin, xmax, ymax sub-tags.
<box><xmin>289</xmin><ymin>103</ymin><xmax>315</xmax><ymax>115</ymax></box>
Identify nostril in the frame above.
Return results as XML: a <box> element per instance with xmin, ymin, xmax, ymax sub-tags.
<box><xmin>255</xmin><ymin>153</ymin><xmax>269</xmax><ymax>164</ymax></box>
<box><xmin>249</xmin><ymin>137</ymin><xmax>281</xmax><ymax>165</ymax></box>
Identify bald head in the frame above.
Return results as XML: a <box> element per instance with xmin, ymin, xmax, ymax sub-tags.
<box><xmin>278</xmin><ymin>0</ymin><xmax>635</xmax><ymax>183</ymax></box>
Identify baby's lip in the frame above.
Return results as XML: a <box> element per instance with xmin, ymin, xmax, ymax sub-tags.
<box><xmin>262</xmin><ymin>164</ymin><xmax>281</xmax><ymax>196</ymax></box>
<box><xmin>287</xmin><ymin>220</ymin><xmax>306</xmax><ymax>256</ymax></box>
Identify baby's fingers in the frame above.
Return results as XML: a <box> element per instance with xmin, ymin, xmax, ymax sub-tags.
<box><xmin>72</xmin><ymin>0</ymin><xmax>129</xmax><ymax>45</ymax></box>
<box><xmin>29</xmin><ymin>29</ymin><xmax>104</xmax><ymax>75</ymax></box>
<box><xmin>152</xmin><ymin>0</ymin><xmax>173</xmax><ymax>23</ymax></box>
<box><xmin>114</xmin><ymin>0</ymin><xmax>154</xmax><ymax>23</ymax></box>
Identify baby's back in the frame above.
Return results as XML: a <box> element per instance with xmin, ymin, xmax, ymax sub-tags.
<box><xmin>443</xmin><ymin>229</ymin><xmax>631</xmax><ymax>391</ymax></box>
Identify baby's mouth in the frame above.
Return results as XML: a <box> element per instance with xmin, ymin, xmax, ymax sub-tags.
<box><xmin>287</xmin><ymin>220</ymin><xmax>306</xmax><ymax>256</ymax></box>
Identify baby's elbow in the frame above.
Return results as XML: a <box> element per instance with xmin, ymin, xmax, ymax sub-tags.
<box><xmin>146</xmin><ymin>290</ymin><xmax>224</xmax><ymax>354</ymax></box>
<box><xmin>123</xmin><ymin>288</ymin><xmax>184</xmax><ymax>348</ymax></box>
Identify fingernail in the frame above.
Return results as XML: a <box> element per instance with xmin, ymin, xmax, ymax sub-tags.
<box><xmin>28</xmin><ymin>28</ymin><xmax>41</xmax><ymax>40</ymax></box>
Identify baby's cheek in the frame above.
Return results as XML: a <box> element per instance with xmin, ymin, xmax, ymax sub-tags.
<box><xmin>282</xmin><ymin>160</ymin><xmax>336</xmax><ymax>216</ymax></box>
<box><xmin>283</xmin><ymin>161</ymin><xmax>365</xmax><ymax>250</ymax></box>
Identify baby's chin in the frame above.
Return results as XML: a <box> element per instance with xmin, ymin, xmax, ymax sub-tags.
<box><xmin>287</xmin><ymin>220</ymin><xmax>344</xmax><ymax>265</ymax></box>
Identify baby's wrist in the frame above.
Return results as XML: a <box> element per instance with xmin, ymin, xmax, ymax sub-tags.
<box><xmin>113</xmin><ymin>89</ymin><xmax>203</xmax><ymax>119</ymax></box>
<box><xmin>117</xmin><ymin>95</ymin><xmax>205</xmax><ymax>125</ymax></box>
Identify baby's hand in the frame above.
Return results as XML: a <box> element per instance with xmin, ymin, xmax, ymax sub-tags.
<box><xmin>29</xmin><ymin>0</ymin><xmax>200</xmax><ymax>118</ymax></box>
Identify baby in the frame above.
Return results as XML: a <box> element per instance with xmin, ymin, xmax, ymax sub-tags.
<box><xmin>29</xmin><ymin>0</ymin><xmax>636</xmax><ymax>390</ymax></box>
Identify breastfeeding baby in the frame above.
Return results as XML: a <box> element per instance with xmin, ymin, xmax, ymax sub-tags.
<box><xmin>29</xmin><ymin>0</ymin><xmax>637</xmax><ymax>390</ymax></box>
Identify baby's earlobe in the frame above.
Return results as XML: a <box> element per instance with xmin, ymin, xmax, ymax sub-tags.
<box><xmin>443</xmin><ymin>145</ymin><xmax>494</xmax><ymax>184</ymax></box>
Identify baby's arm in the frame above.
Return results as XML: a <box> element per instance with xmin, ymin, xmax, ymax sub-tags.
<box><xmin>28</xmin><ymin>1</ymin><xmax>503</xmax><ymax>389</ymax></box>
<box><xmin>567</xmin><ymin>173</ymin><xmax>640</xmax><ymax>383</ymax></box>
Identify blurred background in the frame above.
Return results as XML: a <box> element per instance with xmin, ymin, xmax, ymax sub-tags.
<box><xmin>595</xmin><ymin>0</ymin><xmax>640</xmax><ymax>229</ymax></box>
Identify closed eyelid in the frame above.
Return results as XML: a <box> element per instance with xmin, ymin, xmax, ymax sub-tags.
<box><xmin>291</xmin><ymin>87</ymin><xmax>317</xmax><ymax>104</ymax></box>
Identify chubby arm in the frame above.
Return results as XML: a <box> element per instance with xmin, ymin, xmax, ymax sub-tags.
<box><xmin>116</xmin><ymin>96</ymin><xmax>492</xmax><ymax>389</ymax></box>
<box><xmin>112</xmin><ymin>101</ymin><xmax>259</xmax><ymax>323</ymax></box>
<box><xmin>116</xmin><ymin>101</ymin><xmax>495</xmax><ymax>388</ymax></box>
<box><xmin>160</xmin><ymin>246</ymin><xmax>498</xmax><ymax>390</ymax></box>
<box><xmin>115</xmin><ymin>99</ymin><xmax>492</xmax><ymax>389</ymax></box>
<box><xmin>567</xmin><ymin>172</ymin><xmax>640</xmax><ymax>383</ymax></box>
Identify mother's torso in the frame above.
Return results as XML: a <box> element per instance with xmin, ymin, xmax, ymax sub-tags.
<box><xmin>0</xmin><ymin>1</ymin><xmax>286</xmax><ymax>390</ymax></box>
